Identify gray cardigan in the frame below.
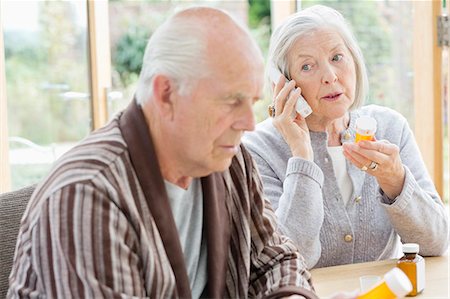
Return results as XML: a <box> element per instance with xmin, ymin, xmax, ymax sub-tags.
<box><xmin>243</xmin><ymin>105</ymin><xmax>448</xmax><ymax>269</ymax></box>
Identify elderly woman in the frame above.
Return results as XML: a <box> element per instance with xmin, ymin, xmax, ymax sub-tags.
<box><xmin>243</xmin><ymin>5</ymin><xmax>448</xmax><ymax>269</ymax></box>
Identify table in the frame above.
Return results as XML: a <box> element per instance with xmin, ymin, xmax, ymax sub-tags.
<box><xmin>310</xmin><ymin>255</ymin><xmax>448</xmax><ymax>298</ymax></box>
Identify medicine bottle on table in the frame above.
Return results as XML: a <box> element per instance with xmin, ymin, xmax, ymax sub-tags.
<box><xmin>397</xmin><ymin>243</ymin><xmax>425</xmax><ymax>296</ymax></box>
<box><xmin>357</xmin><ymin>267</ymin><xmax>412</xmax><ymax>299</ymax></box>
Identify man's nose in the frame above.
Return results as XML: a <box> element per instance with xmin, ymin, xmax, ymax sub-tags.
<box><xmin>233</xmin><ymin>102</ymin><xmax>256</xmax><ymax>132</ymax></box>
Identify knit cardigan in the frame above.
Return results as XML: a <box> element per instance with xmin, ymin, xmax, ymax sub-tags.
<box><xmin>243</xmin><ymin>104</ymin><xmax>448</xmax><ymax>269</ymax></box>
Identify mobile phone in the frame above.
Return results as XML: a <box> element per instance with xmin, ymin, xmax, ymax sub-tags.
<box><xmin>268</xmin><ymin>64</ymin><xmax>312</xmax><ymax>118</ymax></box>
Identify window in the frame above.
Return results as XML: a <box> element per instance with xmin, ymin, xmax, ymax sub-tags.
<box><xmin>0</xmin><ymin>0</ymin><xmax>446</xmax><ymax>200</ymax></box>
<box><xmin>107</xmin><ymin>0</ymin><xmax>250</xmax><ymax>119</ymax></box>
<box><xmin>3</xmin><ymin>1</ymin><xmax>91</xmax><ymax>189</ymax></box>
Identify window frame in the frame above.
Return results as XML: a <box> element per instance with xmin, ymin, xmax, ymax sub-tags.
<box><xmin>87</xmin><ymin>0</ymin><xmax>111</xmax><ymax>130</ymax></box>
<box><xmin>413</xmin><ymin>0</ymin><xmax>443</xmax><ymax>197</ymax></box>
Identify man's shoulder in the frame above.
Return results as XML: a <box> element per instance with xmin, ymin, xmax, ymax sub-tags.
<box><xmin>39</xmin><ymin>119</ymin><xmax>130</xmax><ymax>196</ymax></box>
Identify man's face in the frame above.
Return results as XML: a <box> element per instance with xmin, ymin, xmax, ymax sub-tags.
<box><xmin>168</xmin><ymin>49</ymin><xmax>264</xmax><ymax>176</ymax></box>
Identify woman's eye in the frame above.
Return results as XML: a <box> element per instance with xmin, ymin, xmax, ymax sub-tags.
<box><xmin>332</xmin><ymin>54</ymin><xmax>343</xmax><ymax>62</ymax></box>
<box><xmin>302</xmin><ymin>64</ymin><xmax>312</xmax><ymax>71</ymax></box>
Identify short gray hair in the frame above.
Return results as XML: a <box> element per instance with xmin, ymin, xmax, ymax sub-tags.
<box><xmin>135</xmin><ymin>18</ymin><xmax>210</xmax><ymax>105</ymax></box>
<box><xmin>268</xmin><ymin>5</ymin><xmax>368</xmax><ymax>110</ymax></box>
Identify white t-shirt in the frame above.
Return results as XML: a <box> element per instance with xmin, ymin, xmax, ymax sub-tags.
<box><xmin>327</xmin><ymin>146</ymin><xmax>353</xmax><ymax>206</ymax></box>
<box><xmin>164</xmin><ymin>179</ymin><xmax>207</xmax><ymax>298</ymax></box>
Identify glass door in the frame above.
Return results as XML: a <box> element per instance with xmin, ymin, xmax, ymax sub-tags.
<box><xmin>3</xmin><ymin>1</ymin><xmax>91</xmax><ymax>189</ymax></box>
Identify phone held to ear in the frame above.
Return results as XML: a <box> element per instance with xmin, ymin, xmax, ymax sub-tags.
<box><xmin>268</xmin><ymin>64</ymin><xmax>313</xmax><ymax>118</ymax></box>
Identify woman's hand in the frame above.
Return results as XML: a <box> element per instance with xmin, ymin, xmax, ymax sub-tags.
<box><xmin>343</xmin><ymin>139</ymin><xmax>406</xmax><ymax>199</ymax></box>
<box><xmin>271</xmin><ymin>76</ymin><xmax>313</xmax><ymax>161</ymax></box>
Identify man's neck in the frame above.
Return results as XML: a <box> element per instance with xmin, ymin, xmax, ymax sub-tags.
<box><xmin>162</xmin><ymin>172</ymin><xmax>193</xmax><ymax>190</ymax></box>
<box><xmin>143</xmin><ymin>104</ymin><xmax>193</xmax><ymax>190</ymax></box>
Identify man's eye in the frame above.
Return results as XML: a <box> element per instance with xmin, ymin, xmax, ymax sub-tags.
<box><xmin>332</xmin><ymin>54</ymin><xmax>343</xmax><ymax>62</ymax></box>
<box><xmin>302</xmin><ymin>64</ymin><xmax>312</xmax><ymax>71</ymax></box>
<box><xmin>229</xmin><ymin>98</ymin><xmax>242</xmax><ymax>106</ymax></box>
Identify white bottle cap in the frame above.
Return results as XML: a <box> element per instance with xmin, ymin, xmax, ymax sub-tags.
<box><xmin>402</xmin><ymin>243</ymin><xmax>420</xmax><ymax>253</ymax></box>
<box><xmin>384</xmin><ymin>267</ymin><xmax>413</xmax><ymax>297</ymax></box>
<box><xmin>355</xmin><ymin>116</ymin><xmax>377</xmax><ymax>134</ymax></box>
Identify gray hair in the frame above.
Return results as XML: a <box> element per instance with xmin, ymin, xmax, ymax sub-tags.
<box><xmin>268</xmin><ymin>5</ymin><xmax>368</xmax><ymax>110</ymax></box>
<box><xmin>135</xmin><ymin>18</ymin><xmax>210</xmax><ymax>105</ymax></box>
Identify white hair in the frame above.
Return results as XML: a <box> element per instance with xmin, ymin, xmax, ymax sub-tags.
<box><xmin>268</xmin><ymin>5</ymin><xmax>368</xmax><ymax>109</ymax></box>
<box><xmin>135</xmin><ymin>18</ymin><xmax>210</xmax><ymax>105</ymax></box>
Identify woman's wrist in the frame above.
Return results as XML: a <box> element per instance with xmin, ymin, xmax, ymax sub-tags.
<box><xmin>378</xmin><ymin>169</ymin><xmax>406</xmax><ymax>199</ymax></box>
<box><xmin>291</xmin><ymin>146</ymin><xmax>314</xmax><ymax>161</ymax></box>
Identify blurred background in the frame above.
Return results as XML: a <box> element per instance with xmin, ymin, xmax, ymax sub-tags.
<box><xmin>0</xmin><ymin>0</ymin><xmax>447</xmax><ymax>203</ymax></box>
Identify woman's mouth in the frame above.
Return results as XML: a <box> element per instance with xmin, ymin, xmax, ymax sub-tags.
<box><xmin>322</xmin><ymin>92</ymin><xmax>342</xmax><ymax>102</ymax></box>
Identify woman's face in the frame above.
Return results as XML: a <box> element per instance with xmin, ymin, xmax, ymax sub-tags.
<box><xmin>287</xmin><ymin>28</ymin><xmax>356</xmax><ymax>123</ymax></box>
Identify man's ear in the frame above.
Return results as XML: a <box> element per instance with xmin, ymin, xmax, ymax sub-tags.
<box><xmin>152</xmin><ymin>74</ymin><xmax>176</xmax><ymax>118</ymax></box>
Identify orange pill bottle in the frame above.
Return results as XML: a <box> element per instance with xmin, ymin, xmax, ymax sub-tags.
<box><xmin>357</xmin><ymin>267</ymin><xmax>412</xmax><ymax>299</ymax></box>
<box><xmin>355</xmin><ymin>116</ymin><xmax>377</xmax><ymax>143</ymax></box>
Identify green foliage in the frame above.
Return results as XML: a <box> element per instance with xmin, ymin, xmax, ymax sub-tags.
<box><xmin>248</xmin><ymin>0</ymin><xmax>271</xmax><ymax>28</ymax></box>
<box><xmin>113</xmin><ymin>26</ymin><xmax>149</xmax><ymax>86</ymax></box>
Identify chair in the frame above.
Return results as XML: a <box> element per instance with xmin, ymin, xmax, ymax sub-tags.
<box><xmin>0</xmin><ymin>185</ymin><xmax>36</xmax><ymax>299</ymax></box>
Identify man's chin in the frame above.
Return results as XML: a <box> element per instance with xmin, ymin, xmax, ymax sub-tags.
<box><xmin>198</xmin><ymin>156</ymin><xmax>236</xmax><ymax>176</ymax></box>
<box><xmin>215</xmin><ymin>158</ymin><xmax>233</xmax><ymax>172</ymax></box>
<box><xmin>207</xmin><ymin>157</ymin><xmax>234</xmax><ymax>174</ymax></box>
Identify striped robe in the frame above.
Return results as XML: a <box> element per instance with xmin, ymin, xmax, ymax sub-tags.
<box><xmin>8</xmin><ymin>100</ymin><xmax>317</xmax><ymax>299</ymax></box>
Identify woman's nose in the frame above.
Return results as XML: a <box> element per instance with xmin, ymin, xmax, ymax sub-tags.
<box><xmin>321</xmin><ymin>65</ymin><xmax>338</xmax><ymax>84</ymax></box>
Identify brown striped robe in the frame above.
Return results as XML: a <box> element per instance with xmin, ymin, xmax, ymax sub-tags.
<box><xmin>8</xmin><ymin>100</ymin><xmax>318</xmax><ymax>299</ymax></box>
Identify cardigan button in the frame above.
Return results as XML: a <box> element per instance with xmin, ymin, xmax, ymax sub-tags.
<box><xmin>344</xmin><ymin>234</ymin><xmax>353</xmax><ymax>242</ymax></box>
<box><xmin>343</xmin><ymin>131</ymin><xmax>351</xmax><ymax>140</ymax></box>
<box><xmin>355</xmin><ymin>195</ymin><xmax>362</xmax><ymax>203</ymax></box>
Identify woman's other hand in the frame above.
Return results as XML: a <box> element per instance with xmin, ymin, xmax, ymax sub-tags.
<box><xmin>343</xmin><ymin>139</ymin><xmax>406</xmax><ymax>199</ymax></box>
<box><xmin>271</xmin><ymin>76</ymin><xmax>314</xmax><ymax>161</ymax></box>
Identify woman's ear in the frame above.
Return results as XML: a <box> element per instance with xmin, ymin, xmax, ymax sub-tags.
<box><xmin>152</xmin><ymin>74</ymin><xmax>176</xmax><ymax>118</ymax></box>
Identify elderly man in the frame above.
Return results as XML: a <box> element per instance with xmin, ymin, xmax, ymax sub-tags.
<box><xmin>8</xmin><ymin>7</ymin><xmax>318</xmax><ymax>299</ymax></box>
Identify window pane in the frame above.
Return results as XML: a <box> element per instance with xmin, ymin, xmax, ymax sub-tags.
<box><xmin>300</xmin><ymin>0</ymin><xmax>414</xmax><ymax>126</ymax></box>
<box><xmin>4</xmin><ymin>1</ymin><xmax>91</xmax><ymax>189</ymax></box>
<box><xmin>107</xmin><ymin>0</ymin><xmax>250</xmax><ymax>119</ymax></box>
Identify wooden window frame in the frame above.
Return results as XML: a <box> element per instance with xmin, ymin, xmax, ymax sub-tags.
<box><xmin>87</xmin><ymin>0</ymin><xmax>111</xmax><ymax>130</ymax></box>
<box><xmin>413</xmin><ymin>0</ymin><xmax>443</xmax><ymax>197</ymax></box>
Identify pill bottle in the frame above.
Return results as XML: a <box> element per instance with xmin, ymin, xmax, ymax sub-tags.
<box><xmin>397</xmin><ymin>243</ymin><xmax>425</xmax><ymax>296</ymax></box>
<box><xmin>355</xmin><ymin>116</ymin><xmax>377</xmax><ymax>143</ymax></box>
<box><xmin>357</xmin><ymin>267</ymin><xmax>412</xmax><ymax>299</ymax></box>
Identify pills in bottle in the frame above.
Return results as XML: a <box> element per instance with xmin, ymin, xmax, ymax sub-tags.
<box><xmin>355</xmin><ymin>116</ymin><xmax>377</xmax><ymax>143</ymax></box>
